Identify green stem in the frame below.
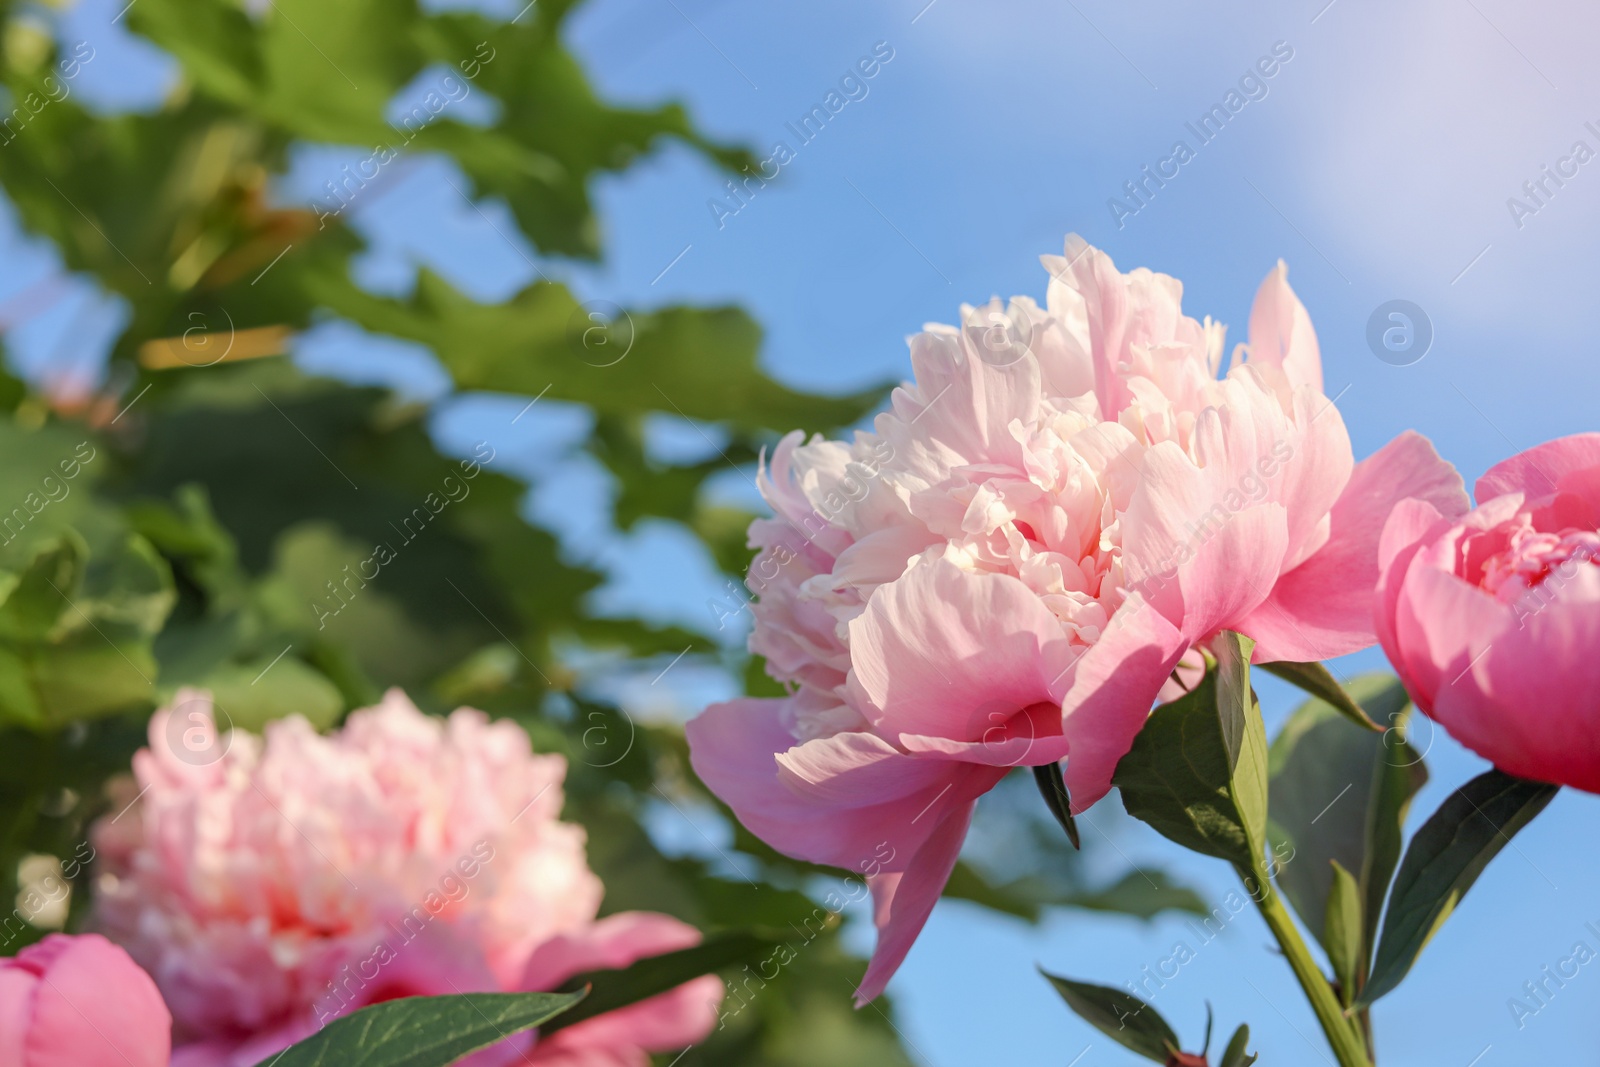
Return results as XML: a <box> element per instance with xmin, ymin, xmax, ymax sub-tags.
<box><xmin>1241</xmin><ymin>867</ymin><xmax>1373</xmax><ymax>1067</ymax></box>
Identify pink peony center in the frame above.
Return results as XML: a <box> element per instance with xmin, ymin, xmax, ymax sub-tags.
<box><xmin>1477</xmin><ymin>521</ymin><xmax>1600</xmax><ymax>603</ymax></box>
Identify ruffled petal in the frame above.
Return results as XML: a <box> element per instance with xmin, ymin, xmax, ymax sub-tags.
<box><xmin>1121</xmin><ymin>438</ymin><xmax>1289</xmax><ymax>642</ymax></box>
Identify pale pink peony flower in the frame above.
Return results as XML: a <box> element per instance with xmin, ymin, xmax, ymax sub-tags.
<box><xmin>92</xmin><ymin>688</ymin><xmax>721</xmax><ymax>1067</ymax></box>
<box><xmin>1377</xmin><ymin>433</ymin><xmax>1600</xmax><ymax>792</ymax></box>
<box><xmin>0</xmin><ymin>933</ymin><xmax>171</xmax><ymax>1067</ymax></box>
<box><xmin>687</xmin><ymin>237</ymin><xmax>1467</xmax><ymax>1002</ymax></box>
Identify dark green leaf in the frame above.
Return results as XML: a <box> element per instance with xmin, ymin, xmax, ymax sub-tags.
<box><xmin>1266</xmin><ymin>673</ymin><xmax>1425</xmax><ymax>974</ymax></box>
<box><xmin>1040</xmin><ymin>970</ymin><xmax>1178</xmax><ymax>1062</ymax></box>
<box><xmin>253</xmin><ymin>990</ymin><xmax>585</xmax><ymax>1067</ymax></box>
<box><xmin>1260</xmin><ymin>660</ymin><xmax>1382</xmax><ymax>731</ymax></box>
<box><xmin>1361</xmin><ymin>770</ymin><xmax>1558</xmax><ymax>1004</ymax></box>
<box><xmin>1032</xmin><ymin>762</ymin><xmax>1080</xmax><ymax>849</ymax></box>
<box><xmin>1362</xmin><ymin>703</ymin><xmax>1430</xmax><ymax>962</ymax></box>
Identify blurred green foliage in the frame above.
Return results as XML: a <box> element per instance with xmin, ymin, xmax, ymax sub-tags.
<box><xmin>0</xmin><ymin>0</ymin><xmax>1198</xmax><ymax>1061</ymax></box>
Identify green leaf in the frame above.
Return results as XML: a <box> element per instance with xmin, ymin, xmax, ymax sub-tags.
<box><xmin>1260</xmin><ymin>660</ymin><xmax>1383</xmax><ymax>732</ymax></box>
<box><xmin>1266</xmin><ymin>673</ymin><xmax>1426</xmax><ymax>974</ymax></box>
<box><xmin>1040</xmin><ymin>970</ymin><xmax>1178</xmax><ymax>1063</ymax></box>
<box><xmin>126</xmin><ymin>0</ymin><xmax>264</xmax><ymax>107</ymax></box>
<box><xmin>1059</xmin><ymin>869</ymin><xmax>1210</xmax><ymax>921</ymax></box>
<box><xmin>941</xmin><ymin>863</ymin><xmax>1206</xmax><ymax>923</ymax></box>
<box><xmin>1362</xmin><ymin>701</ymin><xmax>1430</xmax><ymax>963</ymax></box>
<box><xmin>1361</xmin><ymin>769</ymin><xmax>1559</xmax><ymax>1005</ymax></box>
<box><xmin>0</xmin><ymin>645</ymin><xmax>42</xmax><ymax>727</ymax></box>
<box><xmin>253</xmin><ymin>990</ymin><xmax>586</xmax><ymax>1067</ymax></box>
<box><xmin>1219</xmin><ymin>1024</ymin><xmax>1258</xmax><ymax>1067</ymax></box>
<box><xmin>321</xmin><ymin>271</ymin><xmax>885</xmax><ymax>434</ymax></box>
<box><xmin>1114</xmin><ymin>632</ymin><xmax>1267</xmax><ymax>870</ymax></box>
<box><xmin>1214</xmin><ymin>632</ymin><xmax>1268</xmax><ymax>861</ymax></box>
<box><xmin>28</xmin><ymin>633</ymin><xmax>158</xmax><ymax>723</ymax></box>
<box><xmin>1323</xmin><ymin>860</ymin><xmax>1362</xmax><ymax>1005</ymax></box>
<box><xmin>0</xmin><ymin>527</ymin><xmax>167</xmax><ymax>728</ymax></box>
<box><xmin>544</xmin><ymin>929</ymin><xmax>778</xmax><ymax>1033</ymax></box>
<box><xmin>0</xmin><ymin>536</ymin><xmax>82</xmax><ymax>641</ymax></box>
<box><xmin>79</xmin><ymin>530</ymin><xmax>178</xmax><ymax>637</ymax></box>
<box><xmin>176</xmin><ymin>656</ymin><xmax>344</xmax><ymax>732</ymax></box>
<box><xmin>1031</xmin><ymin>762</ymin><xmax>1079</xmax><ymax>849</ymax></box>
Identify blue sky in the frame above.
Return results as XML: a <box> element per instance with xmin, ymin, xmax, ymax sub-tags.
<box><xmin>4</xmin><ymin>0</ymin><xmax>1600</xmax><ymax>1063</ymax></box>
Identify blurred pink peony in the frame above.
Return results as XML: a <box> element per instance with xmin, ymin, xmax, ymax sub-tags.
<box><xmin>512</xmin><ymin>913</ymin><xmax>725</xmax><ymax>1067</ymax></box>
<box><xmin>1377</xmin><ymin>433</ymin><xmax>1600</xmax><ymax>792</ymax></box>
<box><xmin>92</xmin><ymin>688</ymin><xmax>721</xmax><ymax>1067</ymax></box>
<box><xmin>0</xmin><ymin>932</ymin><xmax>171</xmax><ymax>1067</ymax></box>
<box><xmin>687</xmin><ymin>237</ymin><xmax>1466</xmax><ymax>1002</ymax></box>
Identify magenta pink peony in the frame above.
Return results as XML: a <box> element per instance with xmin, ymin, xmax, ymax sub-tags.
<box><xmin>92</xmin><ymin>687</ymin><xmax>721</xmax><ymax>1067</ymax></box>
<box><xmin>687</xmin><ymin>237</ymin><xmax>1467</xmax><ymax>1002</ymax></box>
<box><xmin>0</xmin><ymin>932</ymin><xmax>171</xmax><ymax>1067</ymax></box>
<box><xmin>1377</xmin><ymin>433</ymin><xmax>1600</xmax><ymax>793</ymax></box>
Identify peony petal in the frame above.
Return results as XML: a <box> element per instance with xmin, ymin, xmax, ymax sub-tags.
<box><xmin>896</xmin><ymin>733</ymin><xmax>1048</xmax><ymax>766</ymax></box>
<box><xmin>1057</xmin><ymin>600</ymin><xmax>1189</xmax><ymax>811</ymax></box>
<box><xmin>1374</xmin><ymin>497</ymin><xmax>1454</xmax><ymax>668</ymax></box>
<box><xmin>1237</xmin><ymin>431</ymin><xmax>1467</xmax><ymax>661</ymax></box>
<box><xmin>1475</xmin><ymin>431</ymin><xmax>1600</xmax><ymax>504</ymax></box>
<box><xmin>1121</xmin><ymin>438</ymin><xmax>1289</xmax><ymax>643</ymax></box>
<box><xmin>898</xmin><ymin>699</ymin><xmax>1072</xmax><ymax>768</ymax></box>
<box><xmin>875</xmin><ymin>327</ymin><xmax>1041</xmax><ymax>489</ymax></box>
<box><xmin>0</xmin><ymin>968</ymin><xmax>34</xmax><ymax>1067</ymax></box>
<box><xmin>1042</xmin><ymin>235</ymin><xmax>1205</xmax><ymax>420</ymax></box>
<box><xmin>854</xmin><ymin>801</ymin><xmax>974</xmax><ymax>1005</ymax></box>
<box><xmin>22</xmin><ymin>934</ymin><xmax>171</xmax><ymax>1067</ymax></box>
<box><xmin>520</xmin><ymin>913</ymin><xmax>723</xmax><ymax>1063</ymax></box>
<box><xmin>686</xmin><ymin>698</ymin><xmax>983</xmax><ymax>873</ymax></box>
<box><xmin>1390</xmin><ymin>556</ymin><xmax>1511</xmax><ymax>717</ymax></box>
<box><xmin>1465</xmin><ymin>585</ymin><xmax>1600</xmax><ymax>793</ymax></box>
<box><xmin>1244</xmin><ymin>260</ymin><xmax>1322</xmax><ymax>395</ymax></box>
<box><xmin>847</xmin><ymin>560</ymin><xmax>1076</xmax><ymax>744</ymax></box>
<box><xmin>522</xmin><ymin>913</ymin><xmax>702</xmax><ymax>991</ymax></box>
<box><xmin>775</xmin><ymin>731</ymin><xmax>953</xmax><ymax>806</ymax></box>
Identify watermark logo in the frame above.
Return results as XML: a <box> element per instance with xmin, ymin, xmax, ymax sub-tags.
<box><xmin>567</xmin><ymin>300</ymin><xmax>634</xmax><ymax>368</ymax></box>
<box><xmin>1366</xmin><ymin>300</ymin><xmax>1432</xmax><ymax>367</ymax></box>
<box><xmin>163</xmin><ymin>693</ymin><xmax>234</xmax><ymax>766</ymax></box>
<box><xmin>576</xmin><ymin>705</ymin><xmax>636</xmax><ymax>769</ymax></box>
<box><xmin>963</xmin><ymin>300</ymin><xmax>1035</xmax><ymax>368</ymax></box>
<box><xmin>176</xmin><ymin>307</ymin><xmax>236</xmax><ymax>368</ymax></box>
<box><xmin>1381</xmin><ymin>707</ymin><xmax>1434</xmax><ymax>768</ymax></box>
